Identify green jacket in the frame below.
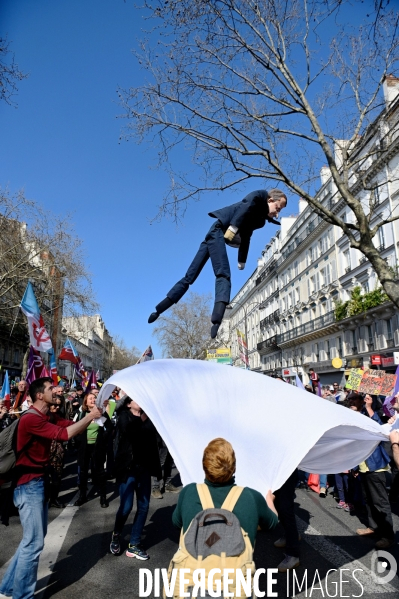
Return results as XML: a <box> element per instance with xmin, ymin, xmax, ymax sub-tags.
<box><xmin>172</xmin><ymin>477</ymin><xmax>278</xmax><ymax>547</ymax></box>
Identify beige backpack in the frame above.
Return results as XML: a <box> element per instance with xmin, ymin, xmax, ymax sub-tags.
<box><xmin>164</xmin><ymin>483</ymin><xmax>255</xmax><ymax>598</ymax></box>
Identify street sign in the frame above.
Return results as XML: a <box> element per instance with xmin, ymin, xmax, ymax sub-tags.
<box><xmin>206</xmin><ymin>348</ymin><xmax>232</xmax><ymax>364</ymax></box>
<box><xmin>371</xmin><ymin>355</ymin><xmax>382</xmax><ymax>366</ymax></box>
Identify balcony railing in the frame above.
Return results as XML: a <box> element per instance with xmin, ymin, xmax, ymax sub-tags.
<box><xmin>345</xmin><ymin>266</ymin><xmax>351</xmax><ymax>273</ymax></box>
<box><xmin>278</xmin><ymin>310</ymin><xmax>336</xmax><ymax>344</ymax></box>
<box><xmin>368</xmin><ymin>342</ymin><xmax>374</xmax><ymax>351</ymax></box>
<box><xmin>386</xmin><ymin>338</ymin><xmax>395</xmax><ymax>348</ymax></box>
<box><xmin>359</xmin><ymin>256</ymin><xmax>367</xmax><ymax>264</ymax></box>
<box><xmin>257</xmin><ymin>335</ymin><xmax>280</xmax><ymax>351</ymax></box>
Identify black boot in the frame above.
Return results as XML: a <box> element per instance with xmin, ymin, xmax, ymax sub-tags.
<box><xmin>74</xmin><ymin>494</ymin><xmax>87</xmax><ymax>507</ymax></box>
<box><xmin>148</xmin><ymin>297</ymin><xmax>174</xmax><ymax>323</ymax></box>
<box><xmin>100</xmin><ymin>495</ymin><xmax>109</xmax><ymax>508</ymax></box>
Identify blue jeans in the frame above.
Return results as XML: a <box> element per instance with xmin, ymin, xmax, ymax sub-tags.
<box><xmin>319</xmin><ymin>474</ymin><xmax>327</xmax><ymax>488</ymax></box>
<box><xmin>114</xmin><ymin>467</ymin><xmax>151</xmax><ymax>546</ymax></box>
<box><xmin>0</xmin><ymin>478</ymin><xmax>48</xmax><ymax>599</ymax></box>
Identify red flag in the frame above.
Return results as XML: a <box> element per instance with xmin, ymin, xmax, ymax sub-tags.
<box><xmin>58</xmin><ymin>338</ymin><xmax>79</xmax><ymax>364</ymax></box>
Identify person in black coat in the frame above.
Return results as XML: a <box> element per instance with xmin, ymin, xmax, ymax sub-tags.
<box><xmin>74</xmin><ymin>391</ymin><xmax>113</xmax><ymax>508</ymax></box>
<box><xmin>148</xmin><ymin>189</ymin><xmax>287</xmax><ymax>337</ymax></box>
<box><xmin>109</xmin><ymin>396</ymin><xmax>162</xmax><ymax>560</ymax></box>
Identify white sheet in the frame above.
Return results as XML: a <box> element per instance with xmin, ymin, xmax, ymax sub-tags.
<box><xmin>97</xmin><ymin>359</ymin><xmax>390</xmax><ymax>494</ymax></box>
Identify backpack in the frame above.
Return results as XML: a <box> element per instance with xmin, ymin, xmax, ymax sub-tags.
<box><xmin>164</xmin><ymin>484</ymin><xmax>255</xmax><ymax>599</ymax></box>
<box><xmin>0</xmin><ymin>408</ymin><xmax>41</xmax><ymax>481</ymax></box>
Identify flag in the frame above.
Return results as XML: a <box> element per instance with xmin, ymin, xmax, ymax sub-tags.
<box><xmin>58</xmin><ymin>338</ymin><xmax>79</xmax><ymax>364</ymax></box>
<box><xmin>48</xmin><ymin>348</ymin><xmax>59</xmax><ymax>386</ymax></box>
<box><xmin>26</xmin><ymin>346</ymin><xmax>45</xmax><ymax>386</ymax></box>
<box><xmin>75</xmin><ymin>357</ymin><xmax>87</xmax><ymax>380</ymax></box>
<box><xmin>40</xmin><ymin>365</ymin><xmax>50</xmax><ymax>377</ymax></box>
<box><xmin>383</xmin><ymin>364</ymin><xmax>399</xmax><ymax>417</ymax></box>
<box><xmin>20</xmin><ymin>282</ymin><xmax>53</xmax><ymax>352</ymax></box>
<box><xmin>85</xmin><ymin>370</ymin><xmax>98</xmax><ymax>390</ymax></box>
<box><xmin>236</xmin><ymin>329</ymin><xmax>249</xmax><ymax>367</ymax></box>
<box><xmin>0</xmin><ymin>370</ymin><xmax>10</xmax><ymax>409</ymax></box>
<box><xmin>295</xmin><ymin>374</ymin><xmax>305</xmax><ymax>390</ymax></box>
<box><xmin>317</xmin><ymin>381</ymin><xmax>322</xmax><ymax>397</ymax></box>
<box><xmin>136</xmin><ymin>345</ymin><xmax>154</xmax><ymax>364</ymax></box>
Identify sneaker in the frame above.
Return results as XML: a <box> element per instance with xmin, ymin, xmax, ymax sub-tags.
<box><xmin>336</xmin><ymin>501</ymin><xmax>347</xmax><ymax>509</ymax></box>
<box><xmin>151</xmin><ymin>487</ymin><xmax>163</xmax><ymax>499</ymax></box>
<box><xmin>110</xmin><ymin>533</ymin><xmax>121</xmax><ymax>555</ymax></box>
<box><xmin>375</xmin><ymin>538</ymin><xmax>396</xmax><ymax>549</ymax></box>
<box><xmin>319</xmin><ymin>487</ymin><xmax>327</xmax><ymax>498</ymax></box>
<box><xmin>164</xmin><ymin>482</ymin><xmax>181</xmax><ymax>493</ymax></box>
<box><xmin>278</xmin><ymin>554</ymin><xmax>300</xmax><ymax>573</ymax></box>
<box><xmin>345</xmin><ymin>503</ymin><xmax>355</xmax><ymax>512</ymax></box>
<box><xmin>126</xmin><ymin>544</ymin><xmax>149</xmax><ymax>560</ymax></box>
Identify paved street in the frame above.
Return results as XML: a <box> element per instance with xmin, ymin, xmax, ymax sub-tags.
<box><xmin>1</xmin><ymin>454</ymin><xmax>399</xmax><ymax>599</ymax></box>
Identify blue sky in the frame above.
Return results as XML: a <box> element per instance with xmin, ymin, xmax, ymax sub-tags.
<box><xmin>1</xmin><ymin>1</ymin><xmax>380</xmax><ymax>357</ymax></box>
<box><xmin>0</xmin><ymin>0</ymin><xmax>281</xmax><ymax>356</ymax></box>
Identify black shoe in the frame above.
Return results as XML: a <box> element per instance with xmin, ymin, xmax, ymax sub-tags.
<box><xmin>74</xmin><ymin>495</ymin><xmax>87</xmax><ymax>507</ymax></box>
<box><xmin>148</xmin><ymin>311</ymin><xmax>159</xmax><ymax>323</ymax></box>
<box><xmin>100</xmin><ymin>496</ymin><xmax>109</xmax><ymax>508</ymax></box>
<box><xmin>49</xmin><ymin>500</ymin><xmax>65</xmax><ymax>509</ymax></box>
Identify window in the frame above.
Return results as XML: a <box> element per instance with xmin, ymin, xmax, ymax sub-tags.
<box><xmin>362</xmin><ymin>280</ymin><xmax>369</xmax><ymax>293</ymax></box>
<box><xmin>343</xmin><ymin>250</ymin><xmax>351</xmax><ymax>271</ymax></box>
<box><xmin>13</xmin><ymin>349</ymin><xmax>19</xmax><ymax>365</ymax></box>
<box><xmin>294</xmin><ymin>261</ymin><xmax>299</xmax><ymax>277</ymax></box>
<box><xmin>306</xmin><ymin>249</ymin><xmax>312</xmax><ymax>267</ymax></box>
<box><xmin>295</xmin><ymin>287</ymin><xmax>300</xmax><ymax>303</ymax></box>
<box><xmin>367</xmin><ymin>325</ymin><xmax>374</xmax><ymax>348</ymax></box>
<box><xmin>378</xmin><ymin>226</ymin><xmax>385</xmax><ymax>250</ymax></box>
<box><xmin>325</xmin><ymin>340</ymin><xmax>330</xmax><ymax>359</ymax></box>
<box><xmin>386</xmin><ymin>318</ymin><xmax>393</xmax><ymax>341</ymax></box>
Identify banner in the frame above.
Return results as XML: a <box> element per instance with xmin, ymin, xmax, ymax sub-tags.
<box><xmin>206</xmin><ymin>348</ymin><xmax>231</xmax><ymax>364</ymax></box>
<box><xmin>20</xmin><ymin>282</ymin><xmax>53</xmax><ymax>352</ymax></box>
<box><xmin>236</xmin><ymin>329</ymin><xmax>249</xmax><ymax>366</ymax></box>
<box><xmin>345</xmin><ymin>368</ymin><xmax>396</xmax><ymax>397</ymax></box>
<box><xmin>345</xmin><ymin>369</ymin><xmax>364</xmax><ymax>390</ymax></box>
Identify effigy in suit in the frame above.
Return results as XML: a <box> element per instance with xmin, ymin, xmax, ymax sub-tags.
<box><xmin>148</xmin><ymin>189</ymin><xmax>286</xmax><ymax>338</ymax></box>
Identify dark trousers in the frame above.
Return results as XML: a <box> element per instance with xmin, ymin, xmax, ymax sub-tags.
<box><xmin>79</xmin><ymin>444</ymin><xmax>107</xmax><ymax>498</ymax></box>
<box><xmin>274</xmin><ymin>469</ymin><xmax>300</xmax><ymax>558</ymax></box>
<box><xmin>334</xmin><ymin>473</ymin><xmax>354</xmax><ymax>504</ymax></box>
<box><xmin>167</xmin><ymin>221</ymin><xmax>231</xmax><ymax>307</ymax></box>
<box><xmin>389</xmin><ymin>462</ymin><xmax>399</xmax><ymax>503</ymax></box>
<box><xmin>114</xmin><ymin>467</ymin><xmax>151</xmax><ymax>546</ymax></box>
<box><xmin>361</xmin><ymin>471</ymin><xmax>394</xmax><ymax>540</ymax></box>
<box><xmin>153</xmin><ymin>443</ymin><xmax>174</xmax><ymax>488</ymax></box>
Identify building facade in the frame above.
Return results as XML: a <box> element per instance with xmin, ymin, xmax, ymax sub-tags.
<box><xmin>61</xmin><ymin>314</ymin><xmax>113</xmax><ymax>379</ymax></box>
<box><xmin>219</xmin><ymin>77</ymin><xmax>399</xmax><ymax>385</ymax></box>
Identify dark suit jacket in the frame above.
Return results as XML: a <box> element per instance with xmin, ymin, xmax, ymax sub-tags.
<box><xmin>209</xmin><ymin>190</ymin><xmax>279</xmax><ymax>263</ymax></box>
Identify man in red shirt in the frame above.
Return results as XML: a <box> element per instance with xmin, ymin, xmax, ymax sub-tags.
<box><xmin>0</xmin><ymin>377</ymin><xmax>103</xmax><ymax>599</ymax></box>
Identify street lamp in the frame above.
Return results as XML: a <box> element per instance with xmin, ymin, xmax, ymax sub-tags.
<box><xmin>226</xmin><ymin>300</ymin><xmax>264</xmax><ymax>369</ymax></box>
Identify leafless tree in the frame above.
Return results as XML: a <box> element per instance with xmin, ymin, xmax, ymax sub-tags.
<box><xmin>120</xmin><ymin>0</ymin><xmax>399</xmax><ymax>305</ymax></box>
<box><xmin>0</xmin><ymin>188</ymin><xmax>98</xmax><ymax>346</ymax></box>
<box><xmin>0</xmin><ymin>37</ymin><xmax>28</xmax><ymax>106</ymax></box>
<box><xmin>153</xmin><ymin>292</ymin><xmax>212</xmax><ymax>358</ymax></box>
<box><xmin>109</xmin><ymin>334</ymin><xmax>141</xmax><ymax>370</ymax></box>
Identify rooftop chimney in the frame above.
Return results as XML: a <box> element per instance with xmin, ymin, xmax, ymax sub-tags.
<box><xmin>383</xmin><ymin>75</ymin><xmax>399</xmax><ymax>107</ymax></box>
<box><xmin>320</xmin><ymin>166</ymin><xmax>331</xmax><ymax>186</ymax></box>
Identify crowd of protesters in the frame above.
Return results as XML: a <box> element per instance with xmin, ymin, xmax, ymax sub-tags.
<box><xmin>0</xmin><ymin>373</ymin><xmax>399</xmax><ymax>599</ymax></box>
